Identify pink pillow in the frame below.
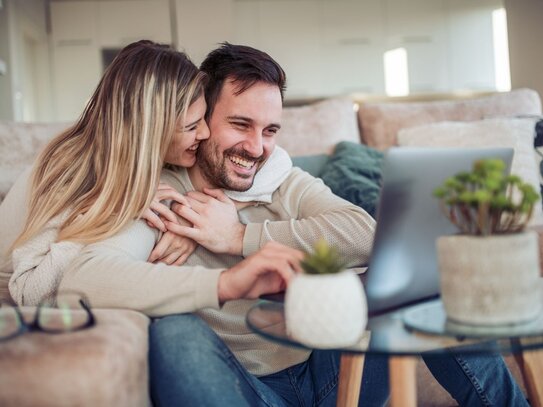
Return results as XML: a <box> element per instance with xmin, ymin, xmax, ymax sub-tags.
<box><xmin>358</xmin><ymin>89</ymin><xmax>542</xmax><ymax>150</ymax></box>
<box><xmin>278</xmin><ymin>98</ymin><xmax>360</xmax><ymax>156</ymax></box>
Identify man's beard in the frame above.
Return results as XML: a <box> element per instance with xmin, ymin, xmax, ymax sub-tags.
<box><xmin>197</xmin><ymin>140</ymin><xmax>264</xmax><ymax>191</ymax></box>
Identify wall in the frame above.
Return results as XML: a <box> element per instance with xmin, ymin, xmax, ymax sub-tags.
<box><xmin>0</xmin><ymin>0</ymin><xmax>52</xmax><ymax>121</ymax></box>
<box><xmin>505</xmin><ymin>0</ymin><xmax>543</xmax><ymax>99</ymax></box>
<box><xmin>0</xmin><ymin>0</ymin><xmax>14</xmax><ymax>120</ymax></box>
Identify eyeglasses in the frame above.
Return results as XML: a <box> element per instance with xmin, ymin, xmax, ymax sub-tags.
<box><xmin>0</xmin><ymin>291</ymin><xmax>95</xmax><ymax>341</ymax></box>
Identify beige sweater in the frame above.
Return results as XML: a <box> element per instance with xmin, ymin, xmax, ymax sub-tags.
<box><xmin>0</xmin><ymin>166</ymin><xmax>376</xmax><ymax>376</ymax></box>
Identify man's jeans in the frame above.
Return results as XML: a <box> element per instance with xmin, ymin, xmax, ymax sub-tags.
<box><xmin>149</xmin><ymin>314</ymin><xmax>528</xmax><ymax>407</ymax></box>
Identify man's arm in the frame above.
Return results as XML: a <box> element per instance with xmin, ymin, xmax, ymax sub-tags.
<box><xmin>242</xmin><ymin>168</ymin><xmax>376</xmax><ymax>267</ymax></box>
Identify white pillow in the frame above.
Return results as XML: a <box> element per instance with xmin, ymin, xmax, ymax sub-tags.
<box><xmin>278</xmin><ymin>98</ymin><xmax>360</xmax><ymax>157</ymax></box>
<box><xmin>397</xmin><ymin>117</ymin><xmax>542</xmax><ymax>226</ymax></box>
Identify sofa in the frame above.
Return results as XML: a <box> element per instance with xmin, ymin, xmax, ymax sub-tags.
<box><xmin>1</xmin><ymin>88</ymin><xmax>541</xmax><ymax>406</ymax></box>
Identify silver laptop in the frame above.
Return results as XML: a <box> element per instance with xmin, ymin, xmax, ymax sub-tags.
<box><xmin>365</xmin><ymin>147</ymin><xmax>514</xmax><ymax>315</ymax></box>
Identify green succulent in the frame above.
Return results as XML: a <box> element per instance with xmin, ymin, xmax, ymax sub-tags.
<box><xmin>433</xmin><ymin>158</ymin><xmax>539</xmax><ymax>236</ymax></box>
<box><xmin>300</xmin><ymin>239</ymin><xmax>347</xmax><ymax>275</ymax></box>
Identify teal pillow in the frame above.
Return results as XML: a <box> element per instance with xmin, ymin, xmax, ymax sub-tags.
<box><xmin>319</xmin><ymin>141</ymin><xmax>384</xmax><ymax>217</ymax></box>
<box><xmin>292</xmin><ymin>154</ymin><xmax>330</xmax><ymax>178</ymax></box>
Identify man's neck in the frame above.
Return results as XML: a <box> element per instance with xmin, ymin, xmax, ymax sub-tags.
<box><xmin>187</xmin><ymin>165</ymin><xmax>213</xmax><ymax>192</ymax></box>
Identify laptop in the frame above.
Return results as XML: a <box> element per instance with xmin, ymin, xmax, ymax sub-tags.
<box><xmin>263</xmin><ymin>147</ymin><xmax>514</xmax><ymax>316</ymax></box>
<box><xmin>365</xmin><ymin>147</ymin><xmax>513</xmax><ymax>316</ymax></box>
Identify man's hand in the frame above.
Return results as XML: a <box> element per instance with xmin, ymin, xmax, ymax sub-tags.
<box><xmin>218</xmin><ymin>241</ymin><xmax>305</xmax><ymax>303</ymax></box>
<box><xmin>166</xmin><ymin>188</ymin><xmax>246</xmax><ymax>255</ymax></box>
<box><xmin>141</xmin><ymin>183</ymin><xmax>190</xmax><ymax>232</ymax></box>
<box><xmin>148</xmin><ymin>230</ymin><xmax>197</xmax><ymax>265</ymax></box>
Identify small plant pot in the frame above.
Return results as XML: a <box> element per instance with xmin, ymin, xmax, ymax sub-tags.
<box><xmin>437</xmin><ymin>231</ymin><xmax>542</xmax><ymax>326</ymax></box>
<box><xmin>284</xmin><ymin>270</ymin><xmax>367</xmax><ymax>348</ymax></box>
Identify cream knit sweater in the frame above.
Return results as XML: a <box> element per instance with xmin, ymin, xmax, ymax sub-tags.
<box><xmin>0</xmin><ymin>166</ymin><xmax>376</xmax><ymax>376</ymax></box>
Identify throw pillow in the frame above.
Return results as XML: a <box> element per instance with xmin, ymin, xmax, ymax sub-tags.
<box><xmin>292</xmin><ymin>154</ymin><xmax>330</xmax><ymax>178</ymax></box>
<box><xmin>278</xmin><ymin>98</ymin><xmax>361</xmax><ymax>157</ymax></box>
<box><xmin>0</xmin><ymin>121</ymin><xmax>71</xmax><ymax>202</ymax></box>
<box><xmin>319</xmin><ymin>141</ymin><xmax>384</xmax><ymax>218</ymax></box>
<box><xmin>397</xmin><ymin>117</ymin><xmax>543</xmax><ymax>226</ymax></box>
<box><xmin>358</xmin><ymin>88</ymin><xmax>542</xmax><ymax>150</ymax></box>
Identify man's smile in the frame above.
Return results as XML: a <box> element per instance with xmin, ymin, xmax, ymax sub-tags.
<box><xmin>227</xmin><ymin>154</ymin><xmax>257</xmax><ymax>170</ymax></box>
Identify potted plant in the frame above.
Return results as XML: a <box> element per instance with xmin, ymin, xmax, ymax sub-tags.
<box><xmin>433</xmin><ymin>158</ymin><xmax>542</xmax><ymax>326</ymax></box>
<box><xmin>284</xmin><ymin>239</ymin><xmax>367</xmax><ymax>348</ymax></box>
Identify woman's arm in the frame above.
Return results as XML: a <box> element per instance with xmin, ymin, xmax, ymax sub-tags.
<box><xmin>59</xmin><ymin>220</ymin><xmax>302</xmax><ymax>317</ymax></box>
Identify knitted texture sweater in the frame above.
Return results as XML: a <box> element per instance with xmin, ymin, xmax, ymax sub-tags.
<box><xmin>0</xmin><ymin>166</ymin><xmax>375</xmax><ymax>376</ymax></box>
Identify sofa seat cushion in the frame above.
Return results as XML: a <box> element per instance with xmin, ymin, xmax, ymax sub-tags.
<box><xmin>278</xmin><ymin>98</ymin><xmax>360</xmax><ymax>156</ymax></box>
<box><xmin>0</xmin><ymin>307</ymin><xmax>150</xmax><ymax>407</ymax></box>
<box><xmin>0</xmin><ymin>122</ymin><xmax>71</xmax><ymax>202</ymax></box>
<box><xmin>358</xmin><ymin>88</ymin><xmax>542</xmax><ymax>150</ymax></box>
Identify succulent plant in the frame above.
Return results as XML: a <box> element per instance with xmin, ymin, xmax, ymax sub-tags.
<box><xmin>300</xmin><ymin>239</ymin><xmax>347</xmax><ymax>275</ymax></box>
<box><xmin>433</xmin><ymin>158</ymin><xmax>540</xmax><ymax>236</ymax></box>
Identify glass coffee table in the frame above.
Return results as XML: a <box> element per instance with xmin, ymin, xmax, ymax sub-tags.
<box><xmin>246</xmin><ymin>299</ymin><xmax>543</xmax><ymax>407</ymax></box>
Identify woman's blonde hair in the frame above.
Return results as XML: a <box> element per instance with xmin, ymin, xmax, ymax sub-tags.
<box><xmin>12</xmin><ymin>40</ymin><xmax>205</xmax><ymax>249</ymax></box>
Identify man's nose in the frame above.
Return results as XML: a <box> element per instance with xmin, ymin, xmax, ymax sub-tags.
<box><xmin>243</xmin><ymin>131</ymin><xmax>264</xmax><ymax>157</ymax></box>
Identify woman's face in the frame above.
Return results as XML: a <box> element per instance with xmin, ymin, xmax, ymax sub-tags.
<box><xmin>164</xmin><ymin>95</ymin><xmax>209</xmax><ymax>167</ymax></box>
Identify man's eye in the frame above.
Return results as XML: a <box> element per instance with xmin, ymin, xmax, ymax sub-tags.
<box><xmin>232</xmin><ymin>122</ymin><xmax>248</xmax><ymax>129</ymax></box>
<box><xmin>265</xmin><ymin>128</ymin><xmax>278</xmax><ymax>136</ymax></box>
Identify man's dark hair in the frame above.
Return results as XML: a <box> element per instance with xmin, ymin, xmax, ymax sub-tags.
<box><xmin>200</xmin><ymin>42</ymin><xmax>287</xmax><ymax>119</ymax></box>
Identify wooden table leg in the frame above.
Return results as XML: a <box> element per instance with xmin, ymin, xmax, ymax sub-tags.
<box><xmin>515</xmin><ymin>349</ymin><xmax>543</xmax><ymax>407</ymax></box>
<box><xmin>389</xmin><ymin>356</ymin><xmax>417</xmax><ymax>407</ymax></box>
<box><xmin>336</xmin><ymin>353</ymin><xmax>365</xmax><ymax>407</ymax></box>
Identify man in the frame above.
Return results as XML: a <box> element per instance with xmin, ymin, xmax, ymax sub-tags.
<box><xmin>145</xmin><ymin>43</ymin><xmax>528</xmax><ymax>406</ymax></box>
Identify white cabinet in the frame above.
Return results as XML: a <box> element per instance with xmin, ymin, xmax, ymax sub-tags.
<box><xmin>384</xmin><ymin>0</ymin><xmax>449</xmax><ymax>93</ymax></box>
<box><xmin>52</xmin><ymin>44</ymin><xmax>101</xmax><ymax>121</ymax></box>
<box><xmin>446</xmin><ymin>0</ymin><xmax>501</xmax><ymax>90</ymax></box>
<box><xmin>50</xmin><ymin>0</ymin><xmax>172</xmax><ymax>121</ymax></box>
<box><xmin>50</xmin><ymin>2</ymin><xmax>98</xmax><ymax>44</ymax></box>
<box><xmin>98</xmin><ymin>0</ymin><xmax>171</xmax><ymax>47</ymax></box>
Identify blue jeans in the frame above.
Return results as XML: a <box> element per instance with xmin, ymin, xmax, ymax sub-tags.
<box><xmin>149</xmin><ymin>314</ymin><xmax>528</xmax><ymax>407</ymax></box>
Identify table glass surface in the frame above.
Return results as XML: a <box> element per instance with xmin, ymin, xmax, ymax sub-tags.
<box><xmin>246</xmin><ymin>299</ymin><xmax>543</xmax><ymax>356</ymax></box>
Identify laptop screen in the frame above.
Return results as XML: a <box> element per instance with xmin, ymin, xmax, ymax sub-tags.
<box><xmin>365</xmin><ymin>147</ymin><xmax>514</xmax><ymax>315</ymax></box>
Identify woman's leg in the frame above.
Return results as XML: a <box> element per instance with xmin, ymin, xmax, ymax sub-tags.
<box><xmin>422</xmin><ymin>351</ymin><xmax>529</xmax><ymax>406</ymax></box>
<box><xmin>149</xmin><ymin>314</ymin><xmax>286</xmax><ymax>407</ymax></box>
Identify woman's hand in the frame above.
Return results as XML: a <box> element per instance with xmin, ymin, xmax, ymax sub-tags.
<box><xmin>166</xmin><ymin>188</ymin><xmax>246</xmax><ymax>255</ymax></box>
<box><xmin>218</xmin><ymin>241</ymin><xmax>305</xmax><ymax>302</ymax></box>
<box><xmin>148</xmin><ymin>230</ymin><xmax>197</xmax><ymax>266</ymax></box>
<box><xmin>141</xmin><ymin>183</ymin><xmax>190</xmax><ymax>232</ymax></box>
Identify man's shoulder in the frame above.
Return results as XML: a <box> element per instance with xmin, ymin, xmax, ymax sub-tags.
<box><xmin>275</xmin><ymin>167</ymin><xmax>325</xmax><ymax>196</ymax></box>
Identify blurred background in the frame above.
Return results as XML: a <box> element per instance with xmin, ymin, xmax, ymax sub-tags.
<box><xmin>0</xmin><ymin>0</ymin><xmax>540</xmax><ymax>122</ymax></box>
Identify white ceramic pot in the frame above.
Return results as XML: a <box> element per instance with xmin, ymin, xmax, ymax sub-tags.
<box><xmin>284</xmin><ymin>270</ymin><xmax>367</xmax><ymax>348</ymax></box>
<box><xmin>437</xmin><ymin>231</ymin><xmax>542</xmax><ymax>326</ymax></box>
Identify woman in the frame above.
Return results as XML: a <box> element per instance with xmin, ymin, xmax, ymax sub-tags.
<box><xmin>0</xmin><ymin>40</ymin><xmax>301</xmax><ymax>307</ymax></box>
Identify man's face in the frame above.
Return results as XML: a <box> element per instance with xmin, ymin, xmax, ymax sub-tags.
<box><xmin>197</xmin><ymin>79</ymin><xmax>282</xmax><ymax>191</ymax></box>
